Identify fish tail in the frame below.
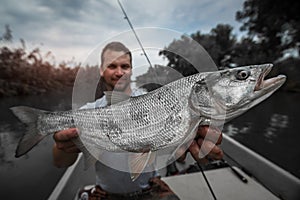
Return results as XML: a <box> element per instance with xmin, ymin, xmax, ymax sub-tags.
<box><xmin>10</xmin><ymin>106</ymin><xmax>47</xmax><ymax>157</ymax></box>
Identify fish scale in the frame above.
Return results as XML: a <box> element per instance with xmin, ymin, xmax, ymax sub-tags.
<box><xmin>101</xmin><ymin>80</ymin><xmax>193</xmax><ymax>152</ymax></box>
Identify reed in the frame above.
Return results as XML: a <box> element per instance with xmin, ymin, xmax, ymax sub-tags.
<box><xmin>0</xmin><ymin>46</ymin><xmax>79</xmax><ymax>97</ymax></box>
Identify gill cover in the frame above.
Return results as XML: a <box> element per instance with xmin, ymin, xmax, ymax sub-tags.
<box><xmin>189</xmin><ymin>72</ymin><xmax>228</xmax><ymax>122</ymax></box>
<box><xmin>189</xmin><ymin>74</ymin><xmax>215</xmax><ymax>117</ymax></box>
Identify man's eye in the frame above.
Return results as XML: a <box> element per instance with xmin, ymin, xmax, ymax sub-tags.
<box><xmin>121</xmin><ymin>64</ymin><xmax>131</xmax><ymax>69</ymax></box>
<box><xmin>107</xmin><ymin>64</ymin><xmax>116</xmax><ymax>69</ymax></box>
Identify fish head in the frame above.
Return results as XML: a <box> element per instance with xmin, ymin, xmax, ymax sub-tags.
<box><xmin>189</xmin><ymin>63</ymin><xmax>286</xmax><ymax>122</ymax></box>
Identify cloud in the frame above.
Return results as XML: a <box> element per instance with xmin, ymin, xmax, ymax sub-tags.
<box><xmin>0</xmin><ymin>0</ymin><xmax>245</xmax><ymax>64</ymax></box>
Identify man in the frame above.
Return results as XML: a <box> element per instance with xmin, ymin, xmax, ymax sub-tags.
<box><xmin>53</xmin><ymin>42</ymin><xmax>223</xmax><ymax>199</ymax></box>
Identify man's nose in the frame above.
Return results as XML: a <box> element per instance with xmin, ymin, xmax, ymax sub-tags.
<box><xmin>115</xmin><ymin>66</ymin><xmax>125</xmax><ymax>76</ymax></box>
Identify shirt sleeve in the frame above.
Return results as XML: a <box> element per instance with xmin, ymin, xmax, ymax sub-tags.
<box><xmin>80</xmin><ymin>97</ymin><xmax>107</xmax><ymax>109</ymax></box>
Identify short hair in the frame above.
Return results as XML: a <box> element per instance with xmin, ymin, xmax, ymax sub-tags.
<box><xmin>100</xmin><ymin>41</ymin><xmax>132</xmax><ymax>67</ymax></box>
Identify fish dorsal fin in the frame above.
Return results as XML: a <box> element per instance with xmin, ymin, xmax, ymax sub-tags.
<box><xmin>129</xmin><ymin>151</ymin><xmax>156</xmax><ymax>181</ymax></box>
<box><xmin>104</xmin><ymin>91</ymin><xmax>130</xmax><ymax>105</ymax></box>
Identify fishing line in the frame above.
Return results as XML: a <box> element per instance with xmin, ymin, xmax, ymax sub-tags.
<box><xmin>197</xmin><ymin>162</ymin><xmax>218</xmax><ymax>200</ymax></box>
<box><xmin>117</xmin><ymin>0</ymin><xmax>153</xmax><ymax>68</ymax></box>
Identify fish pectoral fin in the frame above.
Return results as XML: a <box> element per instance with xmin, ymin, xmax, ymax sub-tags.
<box><xmin>104</xmin><ymin>91</ymin><xmax>130</xmax><ymax>105</ymax></box>
<box><xmin>73</xmin><ymin>138</ymin><xmax>98</xmax><ymax>170</ymax></box>
<box><xmin>129</xmin><ymin>151</ymin><xmax>156</xmax><ymax>181</ymax></box>
<box><xmin>82</xmin><ymin>150</ymin><xmax>97</xmax><ymax>170</ymax></box>
<box><xmin>170</xmin><ymin>118</ymin><xmax>201</xmax><ymax>161</ymax></box>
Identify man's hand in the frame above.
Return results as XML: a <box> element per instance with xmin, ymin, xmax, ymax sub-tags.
<box><xmin>52</xmin><ymin>128</ymin><xmax>80</xmax><ymax>168</ymax></box>
<box><xmin>53</xmin><ymin>128</ymin><xmax>81</xmax><ymax>153</ymax></box>
<box><xmin>178</xmin><ymin>125</ymin><xmax>223</xmax><ymax>163</ymax></box>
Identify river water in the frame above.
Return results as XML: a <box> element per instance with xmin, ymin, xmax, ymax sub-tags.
<box><xmin>223</xmin><ymin>90</ymin><xmax>300</xmax><ymax>178</ymax></box>
<box><xmin>0</xmin><ymin>89</ymin><xmax>72</xmax><ymax>200</ymax></box>
<box><xmin>0</xmin><ymin>89</ymin><xmax>299</xmax><ymax>199</ymax></box>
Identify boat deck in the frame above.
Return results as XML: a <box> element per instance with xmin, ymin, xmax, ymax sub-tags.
<box><xmin>162</xmin><ymin>167</ymin><xmax>279</xmax><ymax>200</ymax></box>
<box><xmin>49</xmin><ymin>156</ymin><xmax>281</xmax><ymax>200</ymax></box>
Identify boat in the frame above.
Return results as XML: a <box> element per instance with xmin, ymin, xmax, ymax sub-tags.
<box><xmin>48</xmin><ymin>134</ymin><xmax>300</xmax><ymax>200</ymax></box>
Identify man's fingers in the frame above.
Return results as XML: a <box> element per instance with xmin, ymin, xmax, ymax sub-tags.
<box><xmin>197</xmin><ymin>126</ymin><xmax>222</xmax><ymax>144</ymax></box>
<box><xmin>188</xmin><ymin>140</ymin><xmax>201</xmax><ymax>162</ymax></box>
<box><xmin>188</xmin><ymin>138</ymin><xmax>224</xmax><ymax>161</ymax></box>
<box><xmin>55</xmin><ymin>141</ymin><xmax>80</xmax><ymax>152</ymax></box>
<box><xmin>197</xmin><ymin>138</ymin><xmax>223</xmax><ymax>160</ymax></box>
<box><xmin>64</xmin><ymin>146</ymin><xmax>81</xmax><ymax>153</ymax></box>
<box><xmin>53</xmin><ymin>128</ymin><xmax>80</xmax><ymax>153</ymax></box>
<box><xmin>175</xmin><ymin>147</ymin><xmax>187</xmax><ymax>163</ymax></box>
<box><xmin>56</xmin><ymin>140</ymin><xmax>76</xmax><ymax>149</ymax></box>
<box><xmin>183</xmin><ymin>126</ymin><xmax>224</xmax><ymax>163</ymax></box>
<box><xmin>53</xmin><ymin>128</ymin><xmax>78</xmax><ymax>142</ymax></box>
<box><xmin>209</xmin><ymin>149</ymin><xmax>224</xmax><ymax>160</ymax></box>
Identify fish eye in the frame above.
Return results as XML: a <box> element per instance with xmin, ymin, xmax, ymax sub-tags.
<box><xmin>236</xmin><ymin>70</ymin><xmax>250</xmax><ymax>80</ymax></box>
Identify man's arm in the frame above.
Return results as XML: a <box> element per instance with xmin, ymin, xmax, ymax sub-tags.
<box><xmin>52</xmin><ymin>128</ymin><xmax>81</xmax><ymax>168</ymax></box>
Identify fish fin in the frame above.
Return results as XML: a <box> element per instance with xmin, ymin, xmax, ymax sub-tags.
<box><xmin>129</xmin><ymin>151</ymin><xmax>156</xmax><ymax>181</ymax></box>
<box><xmin>170</xmin><ymin>118</ymin><xmax>201</xmax><ymax>161</ymax></box>
<box><xmin>82</xmin><ymin>150</ymin><xmax>97</xmax><ymax>170</ymax></box>
<box><xmin>10</xmin><ymin>106</ymin><xmax>46</xmax><ymax>123</ymax></box>
<box><xmin>72</xmin><ymin>138</ymin><xmax>98</xmax><ymax>170</ymax></box>
<box><xmin>10</xmin><ymin>106</ymin><xmax>47</xmax><ymax>157</ymax></box>
<box><xmin>104</xmin><ymin>91</ymin><xmax>130</xmax><ymax>105</ymax></box>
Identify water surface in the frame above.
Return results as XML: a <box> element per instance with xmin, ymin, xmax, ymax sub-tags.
<box><xmin>223</xmin><ymin>91</ymin><xmax>300</xmax><ymax>178</ymax></box>
<box><xmin>0</xmin><ymin>89</ymin><xmax>72</xmax><ymax>200</ymax></box>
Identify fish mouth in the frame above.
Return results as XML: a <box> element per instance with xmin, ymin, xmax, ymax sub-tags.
<box><xmin>254</xmin><ymin>64</ymin><xmax>286</xmax><ymax>92</ymax></box>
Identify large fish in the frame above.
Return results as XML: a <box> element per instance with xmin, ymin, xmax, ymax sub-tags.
<box><xmin>11</xmin><ymin>63</ymin><xmax>286</xmax><ymax>180</ymax></box>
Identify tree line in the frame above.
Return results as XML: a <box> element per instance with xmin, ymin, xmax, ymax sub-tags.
<box><xmin>138</xmin><ymin>0</ymin><xmax>300</xmax><ymax>92</ymax></box>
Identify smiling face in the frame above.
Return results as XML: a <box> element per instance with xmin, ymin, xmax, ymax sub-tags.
<box><xmin>100</xmin><ymin>49</ymin><xmax>132</xmax><ymax>94</ymax></box>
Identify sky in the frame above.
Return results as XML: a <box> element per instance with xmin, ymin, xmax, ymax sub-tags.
<box><xmin>0</xmin><ymin>0</ymin><xmax>245</xmax><ymax>68</ymax></box>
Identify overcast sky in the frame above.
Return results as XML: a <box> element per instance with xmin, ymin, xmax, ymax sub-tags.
<box><xmin>1</xmin><ymin>0</ymin><xmax>245</xmax><ymax>67</ymax></box>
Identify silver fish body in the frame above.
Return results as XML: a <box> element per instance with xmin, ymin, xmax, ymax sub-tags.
<box><xmin>11</xmin><ymin>63</ymin><xmax>286</xmax><ymax>178</ymax></box>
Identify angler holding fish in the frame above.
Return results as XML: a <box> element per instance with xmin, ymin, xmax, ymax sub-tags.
<box><xmin>61</xmin><ymin>42</ymin><xmax>224</xmax><ymax>199</ymax></box>
<box><xmin>11</xmin><ymin>42</ymin><xmax>226</xmax><ymax>200</ymax></box>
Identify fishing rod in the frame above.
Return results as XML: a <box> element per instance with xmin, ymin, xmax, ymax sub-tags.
<box><xmin>117</xmin><ymin>0</ymin><xmax>153</xmax><ymax>68</ymax></box>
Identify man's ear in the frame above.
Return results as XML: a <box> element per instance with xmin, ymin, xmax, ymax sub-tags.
<box><xmin>100</xmin><ymin>66</ymin><xmax>104</xmax><ymax>77</ymax></box>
